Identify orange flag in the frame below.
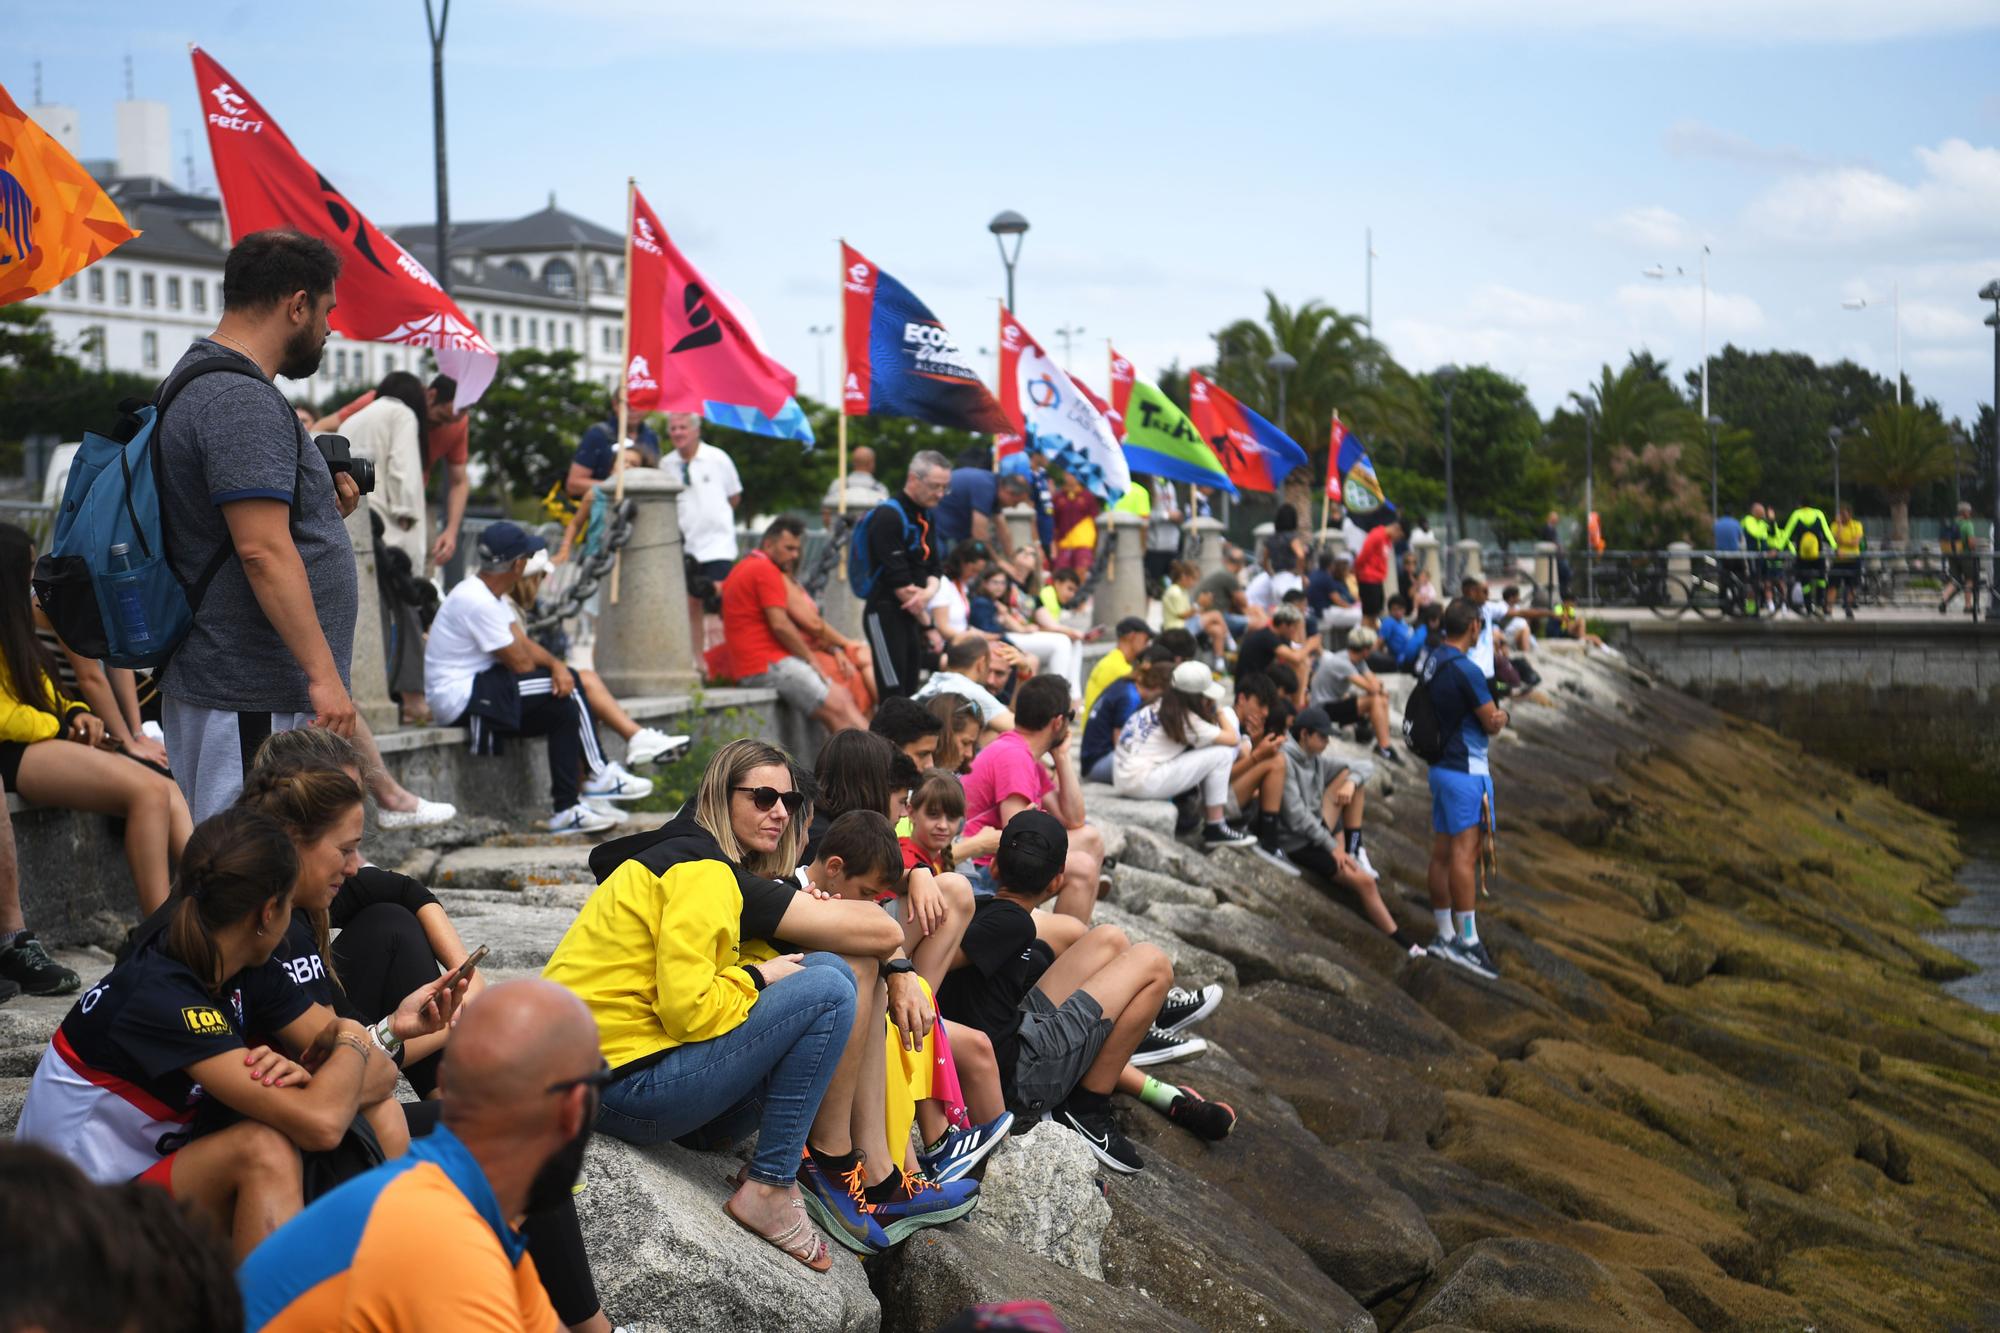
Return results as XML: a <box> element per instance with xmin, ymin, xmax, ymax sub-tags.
<box><xmin>0</xmin><ymin>82</ymin><xmax>138</xmax><ymax>307</ymax></box>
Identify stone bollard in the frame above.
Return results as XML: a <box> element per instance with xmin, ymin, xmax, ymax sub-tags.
<box><xmin>1533</xmin><ymin>541</ymin><xmax>1557</xmax><ymax>598</ymax></box>
<box><xmin>816</xmin><ymin>568</ymin><xmax>864</xmax><ymax>643</ymax></box>
<box><xmin>1191</xmin><ymin>516</ymin><xmax>1226</xmax><ymax>578</ymax></box>
<box><xmin>1411</xmin><ymin>530</ymin><xmax>1441</xmax><ymax>587</ymax></box>
<box><xmin>594</xmin><ymin>468</ymin><xmax>699</xmax><ymax>698</ymax></box>
<box><xmin>1667</xmin><ymin>541</ymin><xmax>1692</xmax><ymax>607</ymax></box>
<box><xmin>1456</xmin><ymin>538</ymin><xmax>1483</xmax><ymax>584</ymax></box>
<box><xmin>341</xmin><ymin>497</ymin><xmax>398</xmax><ymax>732</ymax></box>
<box><xmin>1094</xmin><ymin>511</ymin><xmax>1147</xmax><ymax>629</ymax></box>
<box><xmin>1002</xmin><ymin>503</ymin><xmax>1038</xmax><ymax>562</ymax></box>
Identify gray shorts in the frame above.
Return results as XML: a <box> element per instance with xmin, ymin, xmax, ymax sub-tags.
<box><xmin>746</xmin><ymin>656</ymin><xmax>828</xmax><ymax>714</ymax></box>
<box><xmin>1012</xmin><ymin>989</ymin><xmax>1112</xmax><ymax>1115</ymax></box>
<box><xmin>161</xmin><ymin>696</ymin><xmax>315</xmax><ymax>824</ymax></box>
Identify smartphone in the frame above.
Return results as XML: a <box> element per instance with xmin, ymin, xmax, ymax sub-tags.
<box><xmin>440</xmin><ymin>945</ymin><xmax>489</xmax><ymax>990</ymax></box>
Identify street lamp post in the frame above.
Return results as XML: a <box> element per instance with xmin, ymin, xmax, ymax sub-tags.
<box><xmin>1842</xmin><ymin>282</ymin><xmax>1902</xmax><ymax>406</ymax></box>
<box><xmin>423</xmin><ymin>0</ymin><xmax>453</xmax><ymax>294</ymax></box>
<box><xmin>1056</xmin><ymin>325</ymin><xmax>1086</xmax><ymax>372</ymax></box>
<box><xmin>1950</xmin><ymin>427</ymin><xmax>1967</xmax><ymax>511</ymax></box>
<box><xmin>1436</xmin><ymin>364</ymin><xmax>1460</xmax><ymax>549</ymax></box>
<box><xmin>1643</xmin><ymin>248</ymin><xmax>1711</xmax><ymax>420</ymax></box>
<box><xmin>1827</xmin><ymin>426</ymin><xmax>1843</xmax><ymax>513</ymax></box>
<box><xmin>806</xmin><ymin>324</ymin><xmax>833</xmax><ymax>404</ymax></box>
<box><xmin>1267</xmin><ymin>349</ymin><xmax>1298</xmax><ymax>438</ymax></box>
<box><xmin>988</xmin><ymin>210</ymin><xmax>1029</xmax><ymax>311</ymax></box>
<box><xmin>1983</xmin><ymin>280</ymin><xmax>2000</xmax><ymax>580</ymax></box>
<box><xmin>1706</xmin><ymin>415</ymin><xmax>1723</xmax><ymax>525</ymax></box>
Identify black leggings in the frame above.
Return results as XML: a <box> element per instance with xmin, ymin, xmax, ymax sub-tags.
<box><xmin>401</xmin><ymin>1101</ymin><xmax>604</xmax><ymax>1326</ymax></box>
<box><xmin>330</xmin><ymin>905</ymin><xmax>446</xmax><ymax>1098</ymax></box>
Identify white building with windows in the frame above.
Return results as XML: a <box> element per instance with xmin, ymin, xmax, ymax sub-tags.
<box><xmin>25</xmin><ymin>108</ymin><xmax>627</xmax><ymax>404</ymax></box>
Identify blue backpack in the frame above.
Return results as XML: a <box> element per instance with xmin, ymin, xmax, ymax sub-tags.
<box><xmin>846</xmin><ymin>500</ymin><xmax>921</xmax><ymax>599</ymax></box>
<box><xmin>33</xmin><ymin>357</ymin><xmax>273</xmax><ymax>670</ymax></box>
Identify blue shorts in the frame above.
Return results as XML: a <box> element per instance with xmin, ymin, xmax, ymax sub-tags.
<box><xmin>1429</xmin><ymin>768</ymin><xmax>1496</xmax><ymax>836</ymax></box>
<box><xmin>963</xmin><ymin>859</ymin><xmax>999</xmax><ymax>900</ymax></box>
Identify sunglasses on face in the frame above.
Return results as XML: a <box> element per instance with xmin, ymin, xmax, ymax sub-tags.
<box><xmin>734</xmin><ymin>785</ymin><xmax>805</xmax><ymax>814</ymax></box>
<box><xmin>545</xmin><ymin>1063</ymin><xmax>615</xmax><ymax>1095</ymax></box>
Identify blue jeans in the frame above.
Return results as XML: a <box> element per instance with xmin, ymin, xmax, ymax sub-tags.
<box><xmin>595</xmin><ymin>952</ymin><xmax>857</xmax><ymax>1187</ymax></box>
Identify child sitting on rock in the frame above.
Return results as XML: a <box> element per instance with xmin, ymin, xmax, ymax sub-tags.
<box><xmin>937</xmin><ymin>811</ymin><xmax>1236</xmax><ymax>1174</ymax></box>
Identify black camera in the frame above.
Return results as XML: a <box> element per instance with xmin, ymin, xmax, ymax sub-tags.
<box><xmin>314</xmin><ymin>434</ymin><xmax>376</xmax><ymax>495</ymax></box>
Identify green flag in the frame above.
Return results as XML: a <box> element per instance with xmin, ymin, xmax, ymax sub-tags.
<box><xmin>1121</xmin><ymin>375</ymin><xmax>1238</xmax><ymax>494</ymax></box>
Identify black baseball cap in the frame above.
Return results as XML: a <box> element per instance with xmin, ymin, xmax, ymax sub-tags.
<box><xmin>996</xmin><ymin>809</ymin><xmax>1069</xmax><ymax>895</ymax></box>
<box><xmin>1115</xmin><ymin>617</ymin><xmax>1153</xmax><ymax>640</ymax></box>
<box><xmin>1293</xmin><ymin>705</ymin><xmax>1334</xmax><ymax>738</ymax></box>
<box><xmin>477</xmin><ymin>521</ymin><xmax>547</xmax><ymax>570</ymax></box>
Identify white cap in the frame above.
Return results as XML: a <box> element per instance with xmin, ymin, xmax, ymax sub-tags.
<box><xmin>1170</xmin><ymin>660</ymin><xmax>1225</xmax><ymax>702</ymax></box>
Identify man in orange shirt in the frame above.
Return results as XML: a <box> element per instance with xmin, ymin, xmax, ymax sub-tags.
<box><xmin>238</xmin><ymin>979</ymin><xmax>605</xmax><ymax>1332</ymax></box>
<box><xmin>720</xmin><ymin>516</ymin><xmax>870</xmax><ymax>732</ymax></box>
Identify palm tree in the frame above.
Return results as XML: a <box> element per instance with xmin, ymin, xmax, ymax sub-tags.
<box><xmin>1849</xmin><ymin>403</ymin><xmax>1957</xmax><ymax>545</ymax></box>
<box><xmin>1566</xmin><ymin>357</ymin><xmax>1700</xmax><ymax>451</ymax></box>
<box><xmin>1209</xmin><ymin>292</ymin><xmax>1430</xmax><ymax>516</ymax></box>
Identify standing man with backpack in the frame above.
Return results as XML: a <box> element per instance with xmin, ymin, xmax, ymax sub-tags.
<box><xmin>156</xmin><ymin>230</ymin><xmax>361</xmax><ymax>821</ymax></box>
<box><xmin>1410</xmin><ymin>598</ymin><xmax>1508</xmax><ymax>979</ymax></box>
<box><xmin>858</xmin><ymin>451</ymin><xmax>952</xmax><ymax>700</ymax></box>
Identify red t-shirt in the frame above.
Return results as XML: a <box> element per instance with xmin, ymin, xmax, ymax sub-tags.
<box><xmin>1355</xmin><ymin>526</ymin><xmax>1395</xmax><ymax>584</ymax></box>
<box><xmin>720</xmin><ymin>549</ymin><xmax>793</xmax><ymax>679</ymax></box>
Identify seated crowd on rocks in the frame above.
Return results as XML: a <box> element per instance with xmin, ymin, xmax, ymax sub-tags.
<box><xmin>5</xmin><ymin>420</ymin><xmax>1562</xmax><ymax>1328</ymax></box>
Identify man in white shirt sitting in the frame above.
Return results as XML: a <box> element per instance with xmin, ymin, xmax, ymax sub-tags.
<box><xmin>426</xmin><ymin>522</ymin><xmax>652</xmax><ymax>834</ymax></box>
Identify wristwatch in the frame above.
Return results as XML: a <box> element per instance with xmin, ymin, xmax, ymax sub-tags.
<box><xmin>883</xmin><ymin>958</ymin><xmax>917</xmax><ymax>978</ymax></box>
<box><xmin>369</xmin><ymin>1018</ymin><xmax>406</xmax><ymax>1066</ymax></box>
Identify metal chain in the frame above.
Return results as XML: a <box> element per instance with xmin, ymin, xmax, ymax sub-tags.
<box><xmin>371</xmin><ymin>512</ymin><xmax>439</xmax><ymax>620</ymax></box>
<box><xmin>523</xmin><ymin>498</ymin><xmax>639</xmax><ymax>633</ymax></box>
<box><xmin>1074</xmin><ymin>522</ymin><xmax>1118</xmax><ymax>604</ymax></box>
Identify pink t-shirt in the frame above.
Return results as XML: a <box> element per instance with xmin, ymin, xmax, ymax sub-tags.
<box><xmin>960</xmin><ymin>731</ymin><xmax>1054</xmax><ymax>866</ymax></box>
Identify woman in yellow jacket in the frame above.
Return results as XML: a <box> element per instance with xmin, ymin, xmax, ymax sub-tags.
<box><xmin>0</xmin><ymin>525</ymin><xmax>191</xmax><ymax>921</ymax></box>
<box><xmin>543</xmin><ymin>738</ymin><xmax>860</xmax><ymax>1272</ymax></box>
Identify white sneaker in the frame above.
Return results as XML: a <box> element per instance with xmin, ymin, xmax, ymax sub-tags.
<box><xmin>545</xmin><ymin>802</ymin><xmax>617</xmax><ymax>834</ymax></box>
<box><xmin>624</xmin><ymin>727</ymin><xmax>689</xmax><ymax>767</ymax></box>
<box><xmin>1352</xmin><ymin>847</ymin><xmax>1378</xmax><ymax>880</ymax></box>
<box><xmin>377</xmin><ymin>797</ymin><xmax>457</xmax><ymax>829</ymax></box>
<box><xmin>581</xmin><ymin>762</ymin><xmax>653</xmax><ymax>802</ymax></box>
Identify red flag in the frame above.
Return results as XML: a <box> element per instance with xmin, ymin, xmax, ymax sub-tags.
<box><xmin>624</xmin><ymin>186</ymin><xmax>795</xmax><ymax>418</ymax></box>
<box><xmin>191</xmin><ymin>48</ymin><xmax>497</xmax><ymax>404</ymax></box>
<box><xmin>1068</xmin><ymin>372</ymin><xmax>1120</xmax><ymax>438</ymax></box>
<box><xmin>1326</xmin><ymin>414</ymin><xmax>1346</xmax><ymax>503</ymax></box>
<box><xmin>1107</xmin><ymin>347</ymin><xmax>1135</xmax><ymax>441</ymax></box>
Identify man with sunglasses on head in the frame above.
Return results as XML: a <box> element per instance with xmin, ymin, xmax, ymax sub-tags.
<box><xmin>239</xmin><ymin>980</ymin><xmax>607</xmax><ymax>1332</ymax></box>
<box><xmin>425</xmin><ymin>522</ymin><xmax>653</xmax><ymax>835</ymax></box>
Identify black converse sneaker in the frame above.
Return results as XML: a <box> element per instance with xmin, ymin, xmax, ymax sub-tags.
<box><xmin>1131</xmin><ymin>1027</ymin><xmax>1207</xmax><ymax>1066</ymax></box>
<box><xmin>1154</xmin><ymin>983</ymin><xmax>1223</xmax><ymax>1035</ymax></box>
<box><xmin>1200</xmin><ymin>821</ymin><xmax>1257</xmax><ymax>849</ymax></box>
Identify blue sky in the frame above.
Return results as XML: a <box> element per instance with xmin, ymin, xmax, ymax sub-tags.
<box><xmin>12</xmin><ymin>1</ymin><xmax>2000</xmax><ymax>425</ymax></box>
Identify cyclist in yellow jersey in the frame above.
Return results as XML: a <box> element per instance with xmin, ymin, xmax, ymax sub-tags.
<box><xmin>1778</xmin><ymin>502</ymin><xmax>1835</xmax><ymax>618</ymax></box>
<box><xmin>1740</xmin><ymin>504</ymin><xmax>1778</xmax><ymax>613</ymax></box>
<box><xmin>1831</xmin><ymin>506</ymin><xmax>1864</xmax><ymax>619</ymax></box>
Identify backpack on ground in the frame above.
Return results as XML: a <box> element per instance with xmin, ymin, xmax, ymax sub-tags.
<box><xmin>1402</xmin><ymin>659</ymin><xmax>1449</xmax><ymax>763</ymax></box>
<box><xmin>846</xmin><ymin>499</ymin><xmax>919</xmax><ymax>599</ymax></box>
<box><xmin>32</xmin><ymin>358</ymin><xmax>269</xmax><ymax>670</ymax></box>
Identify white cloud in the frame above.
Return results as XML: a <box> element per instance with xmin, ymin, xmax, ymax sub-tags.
<box><xmin>1897</xmin><ymin>299</ymin><xmax>1983</xmax><ymax>341</ymax></box>
<box><xmin>1614</xmin><ymin>282</ymin><xmax>1766</xmax><ymax>335</ymax></box>
<box><xmin>1604</xmin><ymin>206</ymin><xmax>1699</xmax><ymax>252</ymax></box>
<box><xmin>492</xmin><ymin>0</ymin><xmax>1997</xmax><ymax>49</ymax></box>
<box><xmin>1744</xmin><ymin>138</ymin><xmax>2000</xmax><ymax>247</ymax></box>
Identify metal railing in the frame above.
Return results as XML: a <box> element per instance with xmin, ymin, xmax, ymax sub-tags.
<box><xmin>1569</xmin><ymin>547</ymin><xmax>1995</xmax><ymax>621</ymax></box>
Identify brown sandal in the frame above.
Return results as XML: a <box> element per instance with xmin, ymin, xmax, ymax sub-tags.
<box><xmin>725</xmin><ymin>1196</ymin><xmax>832</xmax><ymax>1272</ymax></box>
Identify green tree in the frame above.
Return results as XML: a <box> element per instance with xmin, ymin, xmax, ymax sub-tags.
<box><xmin>1422</xmin><ymin>366</ymin><xmax>1561</xmax><ymax>543</ymax></box>
<box><xmin>0</xmin><ymin>305</ymin><xmax>153</xmax><ymax>465</ymax></box>
<box><xmin>1691</xmin><ymin>345</ymin><xmax>1895</xmax><ymax>512</ymax></box>
<box><xmin>1208</xmin><ymin>291</ymin><xmax>1430</xmax><ymax>514</ymax></box>
<box><xmin>693</xmin><ymin>395</ymin><xmax>990</xmax><ymax>519</ymax></box>
<box><xmin>465</xmin><ymin>349</ymin><xmax>606</xmax><ymax>509</ymax></box>
<box><xmin>1848</xmin><ymin>403</ymin><xmax>1958</xmax><ymax>544</ymax></box>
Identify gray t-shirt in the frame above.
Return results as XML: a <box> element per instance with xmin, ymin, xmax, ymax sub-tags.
<box><xmin>1309</xmin><ymin>651</ymin><xmax>1361</xmax><ymax>705</ymax></box>
<box><xmin>156</xmin><ymin>339</ymin><xmax>357</xmax><ymax>712</ymax></box>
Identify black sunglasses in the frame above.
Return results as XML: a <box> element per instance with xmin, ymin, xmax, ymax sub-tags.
<box><xmin>545</xmin><ymin>1063</ymin><xmax>615</xmax><ymax>1095</ymax></box>
<box><xmin>734</xmin><ymin>785</ymin><xmax>805</xmax><ymax>814</ymax></box>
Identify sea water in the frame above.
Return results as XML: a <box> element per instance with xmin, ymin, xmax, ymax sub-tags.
<box><xmin>1930</xmin><ymin>824</ymin><xmax>2000</xmax><ymax>1013</ymax></box>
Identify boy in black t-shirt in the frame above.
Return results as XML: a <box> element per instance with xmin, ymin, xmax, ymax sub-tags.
<box><xmin>936</xmin><ymin>811</ymin><xmax>1235</xmax><ymax>1173</ymax></box>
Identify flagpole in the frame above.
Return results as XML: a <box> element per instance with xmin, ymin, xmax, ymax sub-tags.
<box><xmin>836</xmin><ymin>239</ymin><xmax>849</xmax><ymax>516</ymax></box>
<box><xmin>1319</xmin><ymin>410</ymin><xmax>1336</xmax><ymax>541</ymax></box>
<box><xmin>608</xmin><ymin>176</ymin><xmax>636</xmax><ymax>605</ymax></box>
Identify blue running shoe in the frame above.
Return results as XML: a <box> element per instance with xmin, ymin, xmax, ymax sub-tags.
<box><xmin>867</xmin><ymin>1170</ymin><xmax>979</xmax><ymax>1245</ymax></box>
<box><xmin>795</xmin><ymin>1156</ymin><xmax>889</xmax><ymax>1255</ymax></box>
<box><xmin>916</xmin><ymin>1111</ymin><xmax>1016</xmax><ymax>1183</ymax></box>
